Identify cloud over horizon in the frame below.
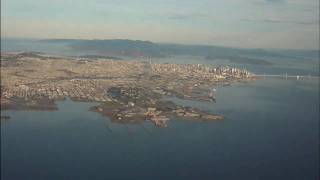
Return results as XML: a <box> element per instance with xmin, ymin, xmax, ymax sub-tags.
<box><xmin>1</xmin><ymin>0</ymin><xmax>319</xmax><ymax>50</ymax></box>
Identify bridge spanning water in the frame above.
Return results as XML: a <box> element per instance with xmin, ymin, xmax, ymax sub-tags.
<box><xmin>252</xmin><ymin>73</ymin><xmax>320</xmax><ymax>80</ymax></box>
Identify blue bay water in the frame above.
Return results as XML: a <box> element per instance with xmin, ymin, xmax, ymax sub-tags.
<box><xmin>1</xmin><ymin>78</ymin><xmax>319</xmax><ymax>180</ymax></box>
<box><xmin>1</xmin><ymin>39</ymin><xmax>319</xmax><ymax>179</ymax></box>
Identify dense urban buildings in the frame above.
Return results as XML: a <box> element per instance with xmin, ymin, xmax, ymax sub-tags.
<box><xmin>1</xmin><ymin>52</ymin><xmax>253</xmax><ymax>127</ymax></box>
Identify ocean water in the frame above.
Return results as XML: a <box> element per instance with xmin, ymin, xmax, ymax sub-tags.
<box><xmin>1</xmin><ymin>78</ymin><xmax>319</xmax><ymax>180</ymax></box>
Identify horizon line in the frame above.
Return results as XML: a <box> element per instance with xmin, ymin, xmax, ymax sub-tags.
<box><xmin>1</xmin><ymin>37</ymin><xmax>319</xmax><ymax>52</ymax></box>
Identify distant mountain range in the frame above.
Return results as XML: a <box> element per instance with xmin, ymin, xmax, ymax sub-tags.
<box><xmin>40</xmin><ymin>39</ymin><xmax>318</xmax><ymax>60</ymax></box>
<box><xmin>39</xmin><ymin>39</ymin><xmax>164</xmax><ymax>58</ymax></box>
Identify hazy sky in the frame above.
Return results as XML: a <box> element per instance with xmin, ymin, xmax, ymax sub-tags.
<box><xmin>1</xmin><ymin>0</ymin><xmax>319</xmax><ymax>49</ymax></box>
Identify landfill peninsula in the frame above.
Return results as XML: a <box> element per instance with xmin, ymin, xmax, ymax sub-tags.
<box><xmin>1</xmin><ymin>52</ymin><xmax>254</xmax><ymax>127</ymax></box>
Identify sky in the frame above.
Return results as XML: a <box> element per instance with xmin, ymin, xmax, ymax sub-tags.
<box><xmin>1</xmin><ymin>0</ymin><xmax>319</xmax><ymax>50</ymax></box>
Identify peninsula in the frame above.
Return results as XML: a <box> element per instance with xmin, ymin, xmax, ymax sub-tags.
<box><xmin>1</xmin><ymin>52</ymin><xmax>253</xmax><ymax>127</ymax></box>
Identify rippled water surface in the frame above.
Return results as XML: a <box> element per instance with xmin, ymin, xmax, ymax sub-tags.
<box><xmin>1</xmin><ymin>78</ymin><xmax>319</xmax><ymax>180</ymax></box>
